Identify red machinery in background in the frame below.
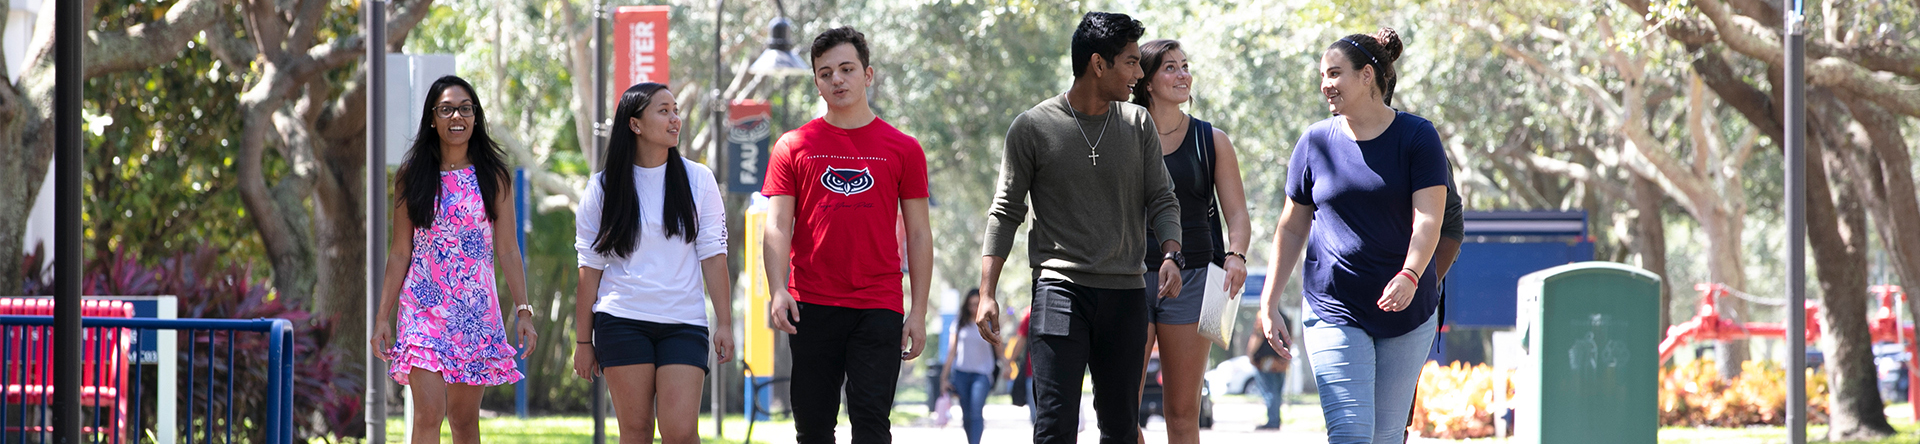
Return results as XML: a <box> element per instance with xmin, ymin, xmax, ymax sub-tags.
<box><xmin>1660</xmin><ymin>283</ymin><xmax>1915</xmax><ymax>418</ymax></box>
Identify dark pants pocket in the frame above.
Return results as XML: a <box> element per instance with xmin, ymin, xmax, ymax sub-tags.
<box><xmin>1030</xmin><ymin>278</ymin><xmax>1075</xmax><ymax>337</ymax></box>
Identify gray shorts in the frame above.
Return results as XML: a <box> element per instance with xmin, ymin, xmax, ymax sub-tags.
<box><xmin>1142</xmin><ymin>267</ymin><xmax>1209</xmax><ymax>325</ymax></box>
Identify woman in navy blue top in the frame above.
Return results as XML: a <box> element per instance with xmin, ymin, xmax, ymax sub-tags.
<box><xmin>1257</xmin><ymin>28</ymin><xmax>1448</xmax><ymax>444</ymax></box>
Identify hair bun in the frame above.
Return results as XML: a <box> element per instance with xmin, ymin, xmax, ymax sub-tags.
<box><xmin>1373</xmin><ymin>27</ymin><xmax>1403</xmax><ymax>64</ymax></box>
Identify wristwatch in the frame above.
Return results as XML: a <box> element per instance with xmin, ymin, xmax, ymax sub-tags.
<box><xmin>514</xmin><ymin>304</ymin><xmax>535</xmax><ymax>317</ymax></box>
<box><xmin>1224</xmin><ymin>251</ymin><xmax>1248</xmax><ymax>262</ymax></box>
<box><xmin>1162</xmin><ymin>251</ymin><xmax>1186</xmax><ymax>269</ymax></box>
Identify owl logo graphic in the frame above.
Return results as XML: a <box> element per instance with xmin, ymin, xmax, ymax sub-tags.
<box><xmin>821</xmin><ymin>166</ymin><xmax>874</xmax><ymax>196</ymax></box>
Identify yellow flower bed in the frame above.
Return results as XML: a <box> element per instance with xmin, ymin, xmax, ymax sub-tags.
<box><xmin>1658</xmin><ymin>359</ymin><xmax>1829</xmax><ymax>427</ymax></box>
<box><xmin>1411</xmin><ymin>361</ymin><xmax>1511</xmax><ymax>439</ymax></box>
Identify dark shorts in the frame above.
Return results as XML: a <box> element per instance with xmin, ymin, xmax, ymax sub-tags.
<box><xmin>592</xmin><ymin>312</ymin><xmax>710</xmax><ymax>373</ymax></box>
<box><xmin>1143</xmin><ymin>267</ymin><xmax>1209</xmax><ymax>325</ymax></box>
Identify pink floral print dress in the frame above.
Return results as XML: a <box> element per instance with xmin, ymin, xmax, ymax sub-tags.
<box><xmin>387</xmin><ymin>166</ymin><xmax>523</xmax><ymax>386</ymax></box>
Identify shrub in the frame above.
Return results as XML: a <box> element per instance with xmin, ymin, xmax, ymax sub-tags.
<box><xmin>1412</xmin><ymin>361</ymin><xmax>1510</xmax><ymax>439</ymax></box>
<box><xmin>1658</xmin><ymin>359</ymin><xmax>1829</xmax><ymax>427</ymax></box>
<box><xmin>19</xmin><ymin>246</ymin><xmax>363</xmax><ymax>441</ymax></box>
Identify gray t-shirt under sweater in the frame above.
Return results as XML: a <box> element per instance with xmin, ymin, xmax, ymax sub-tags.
<box><xmin>983</xmin><ymin>94</ymin><xmax>1183</xmax><ymax>290</ymax></box>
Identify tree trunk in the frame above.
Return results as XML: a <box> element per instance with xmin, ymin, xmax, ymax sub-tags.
<box><xmin>1703</xmin><ymin>208</ymin><xmax>1750</xmax><ymax>378</ymax></box>
<box><xmin>0</xmin><ymin>155</ymin><xmax>35</xmax><ymax>294</ymax></box>
<box><xmin>312</xmin><ymin>134</ymin><xmax>367</xmax><ymax>355</ymax></box>
<box><xmin>1632</xmin><ymin>176</ymin><xmax>1673</xmax><ymax>333</ymax></box>
<box><xmin>1805</xmin><ymin>95</ymin><xmax>1895</xmax><ymax>439</ymax></box>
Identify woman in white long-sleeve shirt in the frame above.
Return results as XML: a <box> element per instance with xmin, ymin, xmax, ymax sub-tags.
<box><xmin>572</xmin><ymin>82</ymin><xmax>734</xmax><ymax>444</ymax></box>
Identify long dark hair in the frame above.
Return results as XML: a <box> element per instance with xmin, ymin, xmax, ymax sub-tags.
<box><xmin>957</xmin><ymin>289</ymin><xmax>981</xmax><ymax>327</ymax></box>
<box><xmin>592</xmin><ymin>82</ymin><xmax>698</xmax><ymax>259</ymax></box>
<box><xmin>396</xmin><ymin>75</ymin><xmax>510</xmax><ymax>228</ymax></box>
<box><xmin>1131</xmin><ymin>39</ymin><xmax>1182</xmax><ymax>109</ymax></box>
<box><xmin>1328</xmin><ymin>28</ymin><xmax>1404</xmax><ymax>106</ymax></box>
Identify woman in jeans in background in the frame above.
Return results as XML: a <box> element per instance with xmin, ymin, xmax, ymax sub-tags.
<box><xmin>943</xmin><ymin>288</ymin><xmax>997</xmax><ymax>444</ymax></box>
<box><xmin>1258</xmin><ymin>27</ymin><xmax>1447</xmax><ymax>444</ymax></box>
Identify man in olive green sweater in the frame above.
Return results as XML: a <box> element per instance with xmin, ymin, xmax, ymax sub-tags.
<box><xmin>972</xmin><ymin>11</ymin><xmax>1184</xmax><ymax>444</ymax></box>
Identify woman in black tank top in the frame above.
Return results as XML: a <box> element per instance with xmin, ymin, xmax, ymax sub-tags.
<box><xmin>1130</xmin><ymin>39</ymin><xmax>1253</xmax><ymax>442</ymax></box>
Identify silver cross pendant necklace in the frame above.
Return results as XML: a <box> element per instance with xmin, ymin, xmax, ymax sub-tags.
<box><xmin>1066</xmin><ymin>95</ymin><xmax>1111</xmax><ymax>166</ymax></box>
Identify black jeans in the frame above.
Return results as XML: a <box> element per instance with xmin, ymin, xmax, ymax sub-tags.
<box><xmin>1028</xmin><ymin>277</ymin><xmax>1149</xmax><ymax>444</ymax></box>
<box><xmin>790</xmin><ymin>302</ymin><xmax>904</xmax><ymax>444</ymax></box>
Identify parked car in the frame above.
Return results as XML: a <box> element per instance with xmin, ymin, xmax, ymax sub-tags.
<box><xmin>1874</xmin><ymin>343</ymin><xmax>1911</xmax><ymax>403</ymax></box>
<box><xmin>1805</xmin><ymin>343</ymin><xmax>1911</xmax><ymax>403</ymax></box>
<box><xmin>1205</xmin><ymin>356</ymin><xmax>1260</xmax><ymax>395</ymax></box>
<box><xmin>1140</xmin><ymin>353</ymin><xmax>1214</xmax><ymax>428</ymax></box>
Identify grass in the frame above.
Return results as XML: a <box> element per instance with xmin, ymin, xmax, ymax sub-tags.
<box><xmin>1431</xmin><ymin>403</ymin><xmax>1917</xmax><ymax>444</ymax></box>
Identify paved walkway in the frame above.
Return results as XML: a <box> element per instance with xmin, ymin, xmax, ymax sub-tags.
<box><xmin>890</xmin><ymin>397</ymin><xmax>1330</xmax><ymax>443</ymax></box>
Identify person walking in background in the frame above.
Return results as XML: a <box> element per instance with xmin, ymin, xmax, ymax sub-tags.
<box><xmin>1257</xmin><ymin>28</ymin><xmax>1448</xmax><ymax>444</ymax></box>
<box><xmin>371</xmin><ymin>75</ymin><xmax>536</xmax><ymax>444</ymax></box>
<box><xmin>1008</xmin><ymin>306</ymin><xmax>1033</xmax><ymax>419</ymax></box>
<box><xmin>762</xmin><ymin>26</ymin><xmax>935</xmax><ymax>444</ymax></box>
<box><xmin>975</xmin><ymin>11</ymin><xmax>1184</xmax><ymax>444</ymax></box>
<box><xmin>1129</xmin><ymin>38</ymin><xmax>1253</xmax><ymax>444</ymax></box>
<box><xmin>942</xmin><ymin>289</ymin><xmax>998</xmax><ymax>444</ymax></box>
<box><xmin>1248</xmin><ymin>321</ymin><xmax>1292</xmax><ymax>430</ymax></box>
<box><xmin>570</xmin><ymin>82</ymin><xmax>734</xmax><ymax>444</ymax></box>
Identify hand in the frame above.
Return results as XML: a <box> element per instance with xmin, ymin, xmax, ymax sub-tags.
<box><xmin>1257</xmin><ymin>310</ymin><xmax>1294</xmax><ymax>362</ymax></box>
<box><xmin>974</xmin><ymin>295</ymin><xmax>1003</xmax><ymax>349</ymax></box>
<box><xmin>769</xmin><ymin>289</ymin><xmax>800</xmax><ymax>335</ymax></box>
<box><xmin>371</xmin><ymin>320</ymin><xmax>394</xmax><ymax>361</ymax></box>
<box><xmin>901</xmin><ymin>317</ymin><xmax>927</xmax><ymax>361</ymax></box>
<box><xmin>514</xmin><ymin>316</ymin><xmax>538</xmax><ymax>359</ymax></box>
<box><xmin>712</xmin><ymin>325</ymin><xmax>736</xmax><ymax>364</ymax></box>
<box><xmin>572</xmin><ymin>343</ymin><xmax>598</xmax><ymax>380</ymax></box>
<box><xmin>1377</xmin><ymin>273</ymin><xmax>1417</xmax><ymax>312</ymax></box>
<box><xmin>1158</xmin><ymin>259</ymin><xmax>1183</xmax><ymax>298</ymax></box>
<box><xmin>1224</xmin><ymin>255</ymin><xmax>1248</xmax><ymax>297</ymax></box>
<box><xmin>941</xmin><ymin>377</ymin><xmax>956</xmax><ymax>396</ymax></box>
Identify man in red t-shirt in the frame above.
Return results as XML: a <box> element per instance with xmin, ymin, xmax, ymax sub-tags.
<box><xmin>761</xmin><ymin>26</ymin><xmax>932</xmax><ymax>444</ymax></box>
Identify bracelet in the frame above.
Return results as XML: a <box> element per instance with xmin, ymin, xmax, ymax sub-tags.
<box><xmin>515</xmin><ymin>304</ymin><xmax>535</xmax><ymax>315</ymax></box>
<box><xmin>1224</xmin><ymin>251</ymin><xmax>1247</xmax><ymax>262</ymax></box>
<box><xmin>576</xmin><ymin>340</ymin><xmax>593</xmax><ymax>344</ymax></box>
<box><xmin>1401</xmin><ymin>267</ymin><xmax>1421</xmax><ymax>281</ymax></box>
<box><xmin>1396</xmin><ymin>270</ymin><xmax>1419</xmax><ymax>285</ymax></box>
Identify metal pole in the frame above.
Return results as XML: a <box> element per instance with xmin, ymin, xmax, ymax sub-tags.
<box><xmin>592</xmin><ymin>3</ymin><xmax>609</xmax><ymax>444</ymax></box>
<box><xmin>592</xmin><ymin>1</ymin><xmax>609</xmax><ymax>172</ymax></box>
<box><xmin>711</xmin><ymin>0</ymin><xmax>728</xmax><ymax>438</ymax></box>
<box><xmin>53</xmin><ymin>0</ymin><xmax>83</xmax><ymax>441</ymax></box>
<box><xmin>365</xmin><ymin>2</ymin><xmax>390</xmax><ymax>442</ymax></box>
<box><xmin>1784</xmin><ymin>1</ymin><xmax>1807</xmax><ymax>443</ymax></box>
<box><xmin>514</xmin><ymin>168</ymin><xmax>530</xmax><ymax>419</ymax></box>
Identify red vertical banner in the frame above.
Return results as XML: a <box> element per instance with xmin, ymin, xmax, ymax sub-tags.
<box><xmin>613</xmin><ymin>6</ymin><xmax>671</xmax><ymax>102</ymax></box>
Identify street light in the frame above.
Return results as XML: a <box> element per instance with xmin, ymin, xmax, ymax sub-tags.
<box><xmin>747</xmin><ymin>17</ymin><xmax>810</xmax><ymax>77</ymax></box>
<box><xmin>702</xmin><ymin>4</ymin><xmax>811</xmax><ymax>441</ymax></box>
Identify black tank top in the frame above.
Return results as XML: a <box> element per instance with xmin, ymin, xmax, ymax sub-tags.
<box><xmin>1145</xmin><ymin>117</ymin><xmax>1226</xmax><ymax>269</ymax></box>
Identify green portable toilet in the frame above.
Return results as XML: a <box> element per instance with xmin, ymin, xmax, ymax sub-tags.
<box><xmin>1514</xmin><ymin>261</ymin><xmax>1660</xmax><ymax>444</ymax></box>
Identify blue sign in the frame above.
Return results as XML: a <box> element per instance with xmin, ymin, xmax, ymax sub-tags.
<box><xmin>725</xmin><ymin>101</ymin><xmax>774</xmax><ymax>193</ymax></box>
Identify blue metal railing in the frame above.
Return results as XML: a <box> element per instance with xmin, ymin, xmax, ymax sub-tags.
<box><xmin>0</xmin><ymin>316</ymin><xmax>293</xmax><ymax>444</ymax></box>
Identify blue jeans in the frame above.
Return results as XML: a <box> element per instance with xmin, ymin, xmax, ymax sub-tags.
<box><xmin>1256</xmin><ymin>371</ymin><xmax>1287</xmax><ymax>426</ymax></box>
<box><xmin>1303</xmin><ymin>306</ymin><xmax>1438</xmax><ymax>444</ymax></box>
<box><xmin>950</xmin><ymin>370</ymin><xmax>992</xmax><ymax>444</ymax></box>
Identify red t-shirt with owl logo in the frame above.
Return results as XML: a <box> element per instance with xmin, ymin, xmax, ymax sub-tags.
<box><xmin>762</xmin><ymin>117</ymin><xmax>929</xmax><ymax>313</ymax></box>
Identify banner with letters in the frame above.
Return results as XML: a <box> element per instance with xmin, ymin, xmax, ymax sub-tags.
<box><xmin>725</xmin><ymin>100</ymin><xmax>773</xmax><ymax>193</ymax></box>
<box><xmin>613</xmin><ymin>6</ymin><xmax>670</xmax><ymax>105</ymax></box>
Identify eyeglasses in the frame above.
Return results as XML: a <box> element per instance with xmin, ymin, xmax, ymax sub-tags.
<box><xmin>434</xmin><ymin>105</ymin><xmax>477</xmax><ymax>118</ymax></box>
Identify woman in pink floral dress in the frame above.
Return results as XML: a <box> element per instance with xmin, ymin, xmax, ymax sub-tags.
<box><xmin>371</xmin><ymin>75</ymin><xmax>537</xmax><ymax>444</ymax></box>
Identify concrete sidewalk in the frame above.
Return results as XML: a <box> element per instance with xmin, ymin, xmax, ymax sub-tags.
<box><xmin>892</xmin><ymin>397</ymin><xmax>1329</xmax><ymax>443</ymax></box>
